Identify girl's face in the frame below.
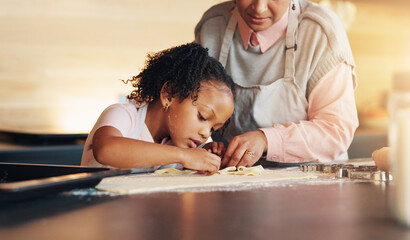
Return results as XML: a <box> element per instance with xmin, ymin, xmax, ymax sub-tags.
<box><xmin>166</xmin><ymin>81</ymin><xmax>234</xmax><ymax>148</ymax></box>
<box><xmin>236</xmin><ymin>0</ymin><xmax>290</xmax><ymax>32</ymax></box>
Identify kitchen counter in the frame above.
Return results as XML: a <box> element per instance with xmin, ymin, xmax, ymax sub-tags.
<box><xmin>0</xmin><ymin>132</ymin><xmax>85</xmax><ymax>165</ymax></box>
<box><xmin>1</xmin><ymin>166</ymin><xmax>410</xmax><ymax>240</ymax></box>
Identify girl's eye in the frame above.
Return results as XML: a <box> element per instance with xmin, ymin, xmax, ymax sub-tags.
<box><xmin>198</xmin><ymin>113</ymin><xmax>206</xmax><ymax>121</ymax></box>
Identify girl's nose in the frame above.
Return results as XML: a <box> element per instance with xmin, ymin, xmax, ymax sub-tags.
<box><xmin>252</xmin><ymin>0</ymin><xmax>269</xmax><ymax>14</ymax></box>
<box><xmin>199</xmin><ymin>126</ymin><xmax>211</xmax><ymax>140</ymax></box>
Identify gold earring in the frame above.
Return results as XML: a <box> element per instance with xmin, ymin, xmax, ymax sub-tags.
<box><xmin>163</xmin><ymin>103</ymin><xmax>169</xmax><ymax>112</ymax></box>
<box><xmin>291</xmin><ymin>1</ymin><xmax>296</xmax><ymax>10</ymax></box>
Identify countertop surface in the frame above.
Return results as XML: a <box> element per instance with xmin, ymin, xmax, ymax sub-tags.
<box><xmin>1</xmin><ymin>163</ymin><xmax>410</xmax><ymax>240</ymax></box>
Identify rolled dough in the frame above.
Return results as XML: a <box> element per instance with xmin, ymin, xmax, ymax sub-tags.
<box><xmin>96</xmin><ymin>166</ymin><xmax>317</xmax><ymax>194</ymax></box>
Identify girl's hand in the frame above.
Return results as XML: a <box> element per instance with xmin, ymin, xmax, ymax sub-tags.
<box><xmin>202</xmin><ymin>141</ymin><xmax>226</xmax><ymax>157</ymax></box>
<box><xmin>180</xmin><ymin>148</ymin><xmax>221</xmax><ymax>175</ymax></box>
<box><xmin>221</xmin><ymin>130</ymin><xmax>267</xmax><ymax>168</ymax></box>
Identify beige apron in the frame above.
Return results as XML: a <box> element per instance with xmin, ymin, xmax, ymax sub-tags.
<box><xmin>217</xmin><ymin>1</ymin><xmax>348</xmax><ymax>160</ymax></box>
<box><xmin>219</xmin><ymin>1</ymin><xmax>308</xmax><ymax>141</ymax></box>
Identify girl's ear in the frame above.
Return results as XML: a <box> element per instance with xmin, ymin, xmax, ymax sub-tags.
<box><xmin>160</xmin><ymin>81</ymin><xmax>173</xmax><ymax>108</ymax></box>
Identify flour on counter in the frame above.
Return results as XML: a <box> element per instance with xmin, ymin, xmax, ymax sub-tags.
<box><xmin>94</xmin><ymin>167</ymin><xmax>323</xmax><ymax>194</ymax></box>
<box><xmin>68</xmin><ymin>167</ymin><xmax>350</xmax><ymax>196</ymax></box>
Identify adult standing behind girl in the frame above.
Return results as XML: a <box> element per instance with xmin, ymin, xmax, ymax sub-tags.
<box><xmin>195</xmin><ymin>0</ymin><xmax>359</xmax><ymax>167</ymax></box>
<box><xmin>81</xmin><ymin>43</ymin><xmax>235</xmax><ymax>175</ymax></box>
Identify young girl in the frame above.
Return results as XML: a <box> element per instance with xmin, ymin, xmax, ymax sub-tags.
<box><xmin>81</xmin><ymin>43</ymin><xmax>235</xmax><ymax>175</ymax></box>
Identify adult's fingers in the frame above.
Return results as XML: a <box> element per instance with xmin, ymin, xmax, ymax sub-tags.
<box><xmin>226</xmin><ymin>145</ymin><xmax>248</xmax><ymax>167</ymax></box>
<box><xmin>236</xmin><ymin>149</ymin><xmax>259</xmax><ymax>167</ymax></box>
<box><xmin>221</xmin><ymin>140</ymin><xmax>239</xmax><ymax>168</ymax></box>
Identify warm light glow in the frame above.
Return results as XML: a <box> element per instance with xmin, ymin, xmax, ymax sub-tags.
<box><xmin>55</xmin><ymin>99</ymin><xmax>115</xmax><ymax>134</ymax></box>
<box><xmin>0</xmin><ymin>0</ymin><xmax>224</xmax><ymax>134</ymax></box>
<box><xmin>319</xmin><ymin>0</ymin><xmax>356</xmax><ymax>29</ymax></box>
<box><xmin>1</xmin><ymin>0</ymin><xmax>410</xmax><ymax>135</ymax></box>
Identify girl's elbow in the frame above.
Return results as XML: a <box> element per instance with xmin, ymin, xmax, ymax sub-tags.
<box><xmin>92</xmin><ymin>141</ymin><xmax>115</xmax><ymax>165</ymax></box>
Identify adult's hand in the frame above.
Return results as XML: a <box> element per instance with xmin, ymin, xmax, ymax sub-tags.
<box><xmin>372</xmin><ymin>147</ymin><xmax>390</xmax><ymax>171</ymax></box>
<box><xmin>221</xmin><ymin>130</ymin><xmax>268</xmax><ymax>168</ymax></box>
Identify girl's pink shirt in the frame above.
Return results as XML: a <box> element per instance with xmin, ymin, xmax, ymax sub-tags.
<box><xmin>81</xmin><ymin>104</ymin><xmax>156</xmax><ymax>166</ymax></box>
<box><xmin>237</xmin><ymin>10</ymin><xmax>359</xmax><ymax>163</ymax></box>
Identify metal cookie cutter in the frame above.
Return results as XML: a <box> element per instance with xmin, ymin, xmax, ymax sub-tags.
<box><xmin>300</xmin><ymin>164</ymin><xmax>326</xmax><ymax>172</ymax></box>
<box><xmin>334</xmin><ymin>164</ymin><xmax>355</xmax><ymax>178</ymax></box>
<box><xmin>300</xmin><ymin>163</ymin><xmax>392</xmax><ymax>182</ymax></box>
<box><xmin>348</xmin><ymin>169</ymin><xmax>392</xmax><ymax>181</ymax></box>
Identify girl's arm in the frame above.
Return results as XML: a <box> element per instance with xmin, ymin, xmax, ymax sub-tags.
<box><xmin>92</xmin><ymin>126</ymin><xmax>221</xmax><ymax>173</ymax></box>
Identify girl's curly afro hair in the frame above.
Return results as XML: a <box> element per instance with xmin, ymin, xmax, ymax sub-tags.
<box><xmin>125</xmin><ymin>42</ymin><xmax>235</xmax><ymax>104</ymax></box>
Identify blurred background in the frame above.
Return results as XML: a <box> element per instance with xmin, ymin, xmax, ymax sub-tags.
<box><xmin>0</xmin><ymin>0</ymin><xmax>225</xmax><ymax>134</ymax></box>
<box><xmin>0</xmin><ymin>0</ymin><xmax>409</xmax><ymax>161</ymax></box>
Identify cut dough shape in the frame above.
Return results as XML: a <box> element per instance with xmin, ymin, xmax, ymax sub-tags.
<box><xmin>96</xmin><ymin>167</ymin><xmax>317</xmax><ymax>194</ymax></box>
<box><xmin>217</xmin><ymin>166</ymin><xmax>237</xmax><ymax>175</ymax></box>
<box><xmin>236</xmin><ymin>165</ymin><xmax>264</xmax><ymax>176</ymax></box>
<box><xmin>218</xmin><ymin>165</ymin><xmax>264</xmax><ymax>176</ymax></box>
<box><xmin>154</xmin><ymin>165</ymin><xmax>265</xmax><ymax>176</ymax></box>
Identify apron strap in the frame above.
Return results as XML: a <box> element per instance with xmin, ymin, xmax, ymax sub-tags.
<box><xmin>284</xmin><ymin>0</ymin><xmax>300</xmax><ymax>80</ymax></box>
<box><xmin>219</xmin><ymin>8</ymin><xmax>238</xmax><ymax>67</ymax></box>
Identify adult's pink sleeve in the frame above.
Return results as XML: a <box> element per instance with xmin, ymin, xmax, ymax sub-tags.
<box><xmin>260</xmin><ymin>63</ymin><xmax>359</xmax><ymax>163</ymax></box>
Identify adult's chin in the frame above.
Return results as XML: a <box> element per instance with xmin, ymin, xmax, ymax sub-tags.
<box><xmin>249</xmin><ymin>22</ymin><xmax>272</xmax><ymax>32</ymax></box>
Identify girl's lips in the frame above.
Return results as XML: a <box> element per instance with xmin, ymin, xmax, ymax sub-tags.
<box><xmin>189</xmin><ymin>139</ymin><xmax>198</xmax><ymax>148</ymax></box>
